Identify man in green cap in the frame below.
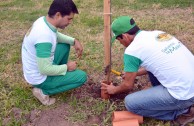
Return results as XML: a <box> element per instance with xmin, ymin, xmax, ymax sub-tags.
<box><xmin>101</xmin><ymin>16</ymin><xmax>194</xmax><ymax>125</ymax></box>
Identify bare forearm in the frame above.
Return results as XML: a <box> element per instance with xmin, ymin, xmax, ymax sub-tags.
<box><xmin>114</xmin><ymin>72</ymin><xmax>137</xmax><ymax>94</ymax></box>
<box><xmin>114</xmin><ymin>80</ymin><xmax>134</xmax><ymax>94</ymax></box>
<box><xmin>103</xmin><ymin>72</ymin><xmax>136</xmax><ymax>95</ymax></box>
<box><xmin>137</xmin><ymin>67</ymin><xmax>147</xmax><ymax>76</ymax></box>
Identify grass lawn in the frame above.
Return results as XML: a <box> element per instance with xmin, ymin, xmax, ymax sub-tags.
<box><xmin>0</xmin><ymin>0</ymin><xmax>194</xmax><ymax>126</ymax></box>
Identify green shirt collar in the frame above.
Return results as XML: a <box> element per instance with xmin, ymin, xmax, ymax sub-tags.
<box><xmin>136</xmin><ymin>30</ymin><xmax>142</xmax><ymax>35</ymax></box>
<box><xmin>43</xmin><ymin>16</ymin><xmax>57</xmax><ymax>33</ymax></box>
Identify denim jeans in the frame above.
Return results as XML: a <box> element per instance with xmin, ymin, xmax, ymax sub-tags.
<box><xmin>124</xmin><ymin>72</ymin><xmax>194</xmax><ymax>120</ymax></box>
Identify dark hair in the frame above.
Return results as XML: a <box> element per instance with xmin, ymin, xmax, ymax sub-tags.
<box><xmin>48</xmin><ymin>0</ymin><xmax>79</xmax><ymax>17</ymax></box>
<box><xmin>116</xmin><ymin>18</ymin><xmax>140</xmax><ymax>39</ymax></box>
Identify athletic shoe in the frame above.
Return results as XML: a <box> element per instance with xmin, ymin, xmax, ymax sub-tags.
<box><xmin>32</xmin><ymin>88</ymin><xmax>55</xmax><ymax>105</ymax></box>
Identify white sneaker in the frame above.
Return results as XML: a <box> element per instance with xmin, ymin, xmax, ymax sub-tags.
<box><xmin>32</xmin><ymin>88</ymin><xmax>55</xmax><ymax>105</ymax></box>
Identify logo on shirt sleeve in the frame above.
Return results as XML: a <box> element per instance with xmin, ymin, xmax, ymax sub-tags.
<box><xmin>156</xmin><ymin>33</ymin><xmax>173</xmax><ymax>42</ymax></box>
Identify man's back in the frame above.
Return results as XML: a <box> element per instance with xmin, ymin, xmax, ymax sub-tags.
<box><xmin>22</xmin><ymin>16</ymin><xmax>57</xmax><ymax>84</ymax></box>
<box><xmin>125</xmin><ymin>30</ymin><xmax>194</xmax><ymax>100</ymax></box>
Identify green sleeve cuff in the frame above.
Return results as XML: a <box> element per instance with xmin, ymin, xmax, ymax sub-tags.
<box><xmin>35</xmin><ymin>43</ymin><xmax>52</xmax><ymax>58</ymax></box>
<box><xmin>57</xmin><ymin>32</ymin><xmax>75</xmax><ymax>46</ymax></box>
<box><xmin>123</xmin><ymin>54</ymin><xmax>142</xmax><ymax>72</ymax></box>
<box><xmin>37</xmin><ymin>57</ymin><xmax>67</xmax><ymax>76</ymax></box>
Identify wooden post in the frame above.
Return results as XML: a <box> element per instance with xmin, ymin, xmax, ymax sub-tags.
<box><xmin>103</xmin><ymin>0</ymin><xmax>111</xmax><ymax>82</ymax></box>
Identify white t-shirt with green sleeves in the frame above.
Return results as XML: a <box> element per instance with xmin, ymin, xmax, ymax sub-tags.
<box><xmin>124</xmin><ymin>30</ymin><xmax>194</xmax><ymax>100</ymax></box>
<box><xmin>22</xmin><ymin>16</ymin><xmax>75</xmax><ymax>85</ymax></box>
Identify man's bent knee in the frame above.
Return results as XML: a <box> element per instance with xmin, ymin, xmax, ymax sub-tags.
<box><xmin>77</xmin><ymin>70</ymin><xmax>87</xmax><ymax>84</ymax></box>
<box><xmin>124</xmin><ymin>94</ymin><xmax>138</xmax><ymax>113</ymax></box>
<box><xmin>81</xmin><ymin>71</ymin><xmax>87</xmax><ymax>84</ymax></box>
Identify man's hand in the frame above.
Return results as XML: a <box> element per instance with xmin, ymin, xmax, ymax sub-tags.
<box><xmin>67</xmin><ymin>61</ymin><xmax>77</xmax><ymax>71</ymax></box>
<box><xmin>101</xmin><ymin>82</ymin><xmax>117</xmax><ymax>95</ymax></box>
<box><xmin>73</xmin><ymin>39</ymin><xmax>83</xmax><ymax>58</ymax></box>
<box><xmin>121</xmin><ymin>71</ymin><xmax>125</xmax><ymax>79</ymax></box>
<box><xmin>101</xmin><ymin>72</ymin><xmax>137</xmax><ymax>95</ymax></box>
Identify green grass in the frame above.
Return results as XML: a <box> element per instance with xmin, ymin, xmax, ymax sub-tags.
<box><xmin>66</xmin><ymin>95</ymin><xmax>118</xmax><ymax>125</ymax></box>
<box><xmin>0</xmin><ymin>0</ymin><xmax>193</xmax><ymax>126</ymax></box>
<box><xmin>112</xmin><ymin>0</ymin><xmax>193</xmax><ymax>9</ymax></box>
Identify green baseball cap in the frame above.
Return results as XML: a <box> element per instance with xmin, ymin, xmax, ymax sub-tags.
<box><xmin>111</xmin><ymin>16</ymin><xmax>136</xmax><ymax>43</ymax></box>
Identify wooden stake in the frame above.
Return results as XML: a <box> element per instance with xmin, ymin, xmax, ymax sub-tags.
<box><xmin>103</xmin><ymin>0</ymin><xmax>111</xmax><ymax>82</ymax></box>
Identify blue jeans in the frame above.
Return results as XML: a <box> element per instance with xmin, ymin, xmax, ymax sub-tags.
<box><xmin>124</xmin><ymin>72</ymin><xmax>194</xmax><ymax>120</ymax></box>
